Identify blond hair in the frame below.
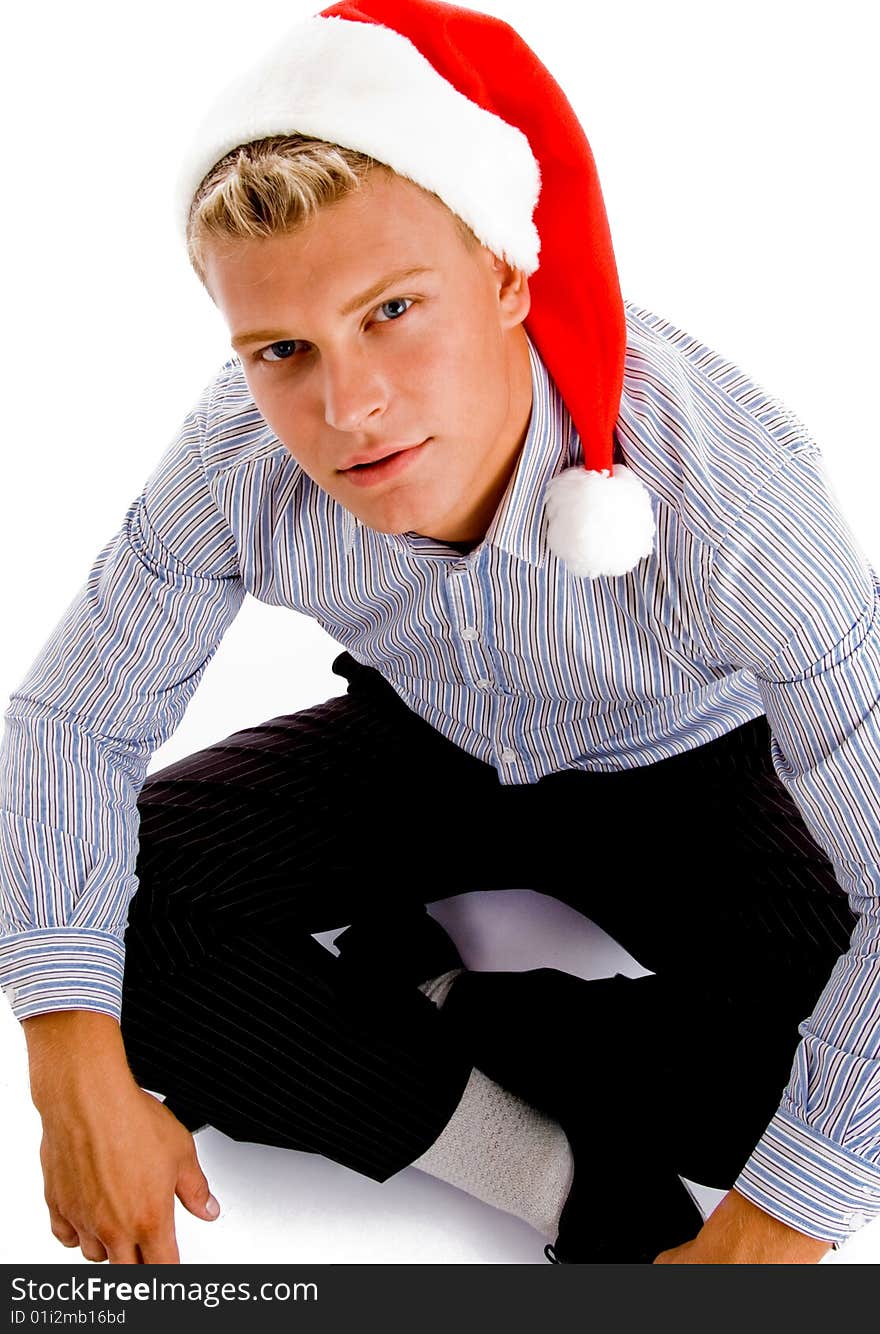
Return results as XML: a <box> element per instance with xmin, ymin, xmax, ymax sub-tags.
<box><xmin>185</xmin><ymin>135</ymin><xmax>480</xmax><ymax>284</ymax></box>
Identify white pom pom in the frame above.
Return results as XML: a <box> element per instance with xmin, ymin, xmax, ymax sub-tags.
<box><xmin>543</xmin><ymin>464</ymin><xmax>656</xmax><ymax>578</ymax></box>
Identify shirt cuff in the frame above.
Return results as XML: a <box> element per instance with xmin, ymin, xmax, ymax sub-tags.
<box><xmin>0</xmin><ymin>928</ymin><xmax>126</xmax><ymax>1023</ymax></box>
<box><xmin>734</xmin><ymin>1106</ymin><xmax>880</xmax><ymax>1245</ymax></box>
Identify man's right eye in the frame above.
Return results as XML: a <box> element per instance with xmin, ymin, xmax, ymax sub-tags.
<box><xmin>258</xmin><ymin>340</ymin><xmax>301</xmax><ymax>362</ymax></box>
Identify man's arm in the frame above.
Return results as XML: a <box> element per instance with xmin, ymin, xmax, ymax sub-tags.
<box><xmin>697</xmin><ymin>446</ymin><xmax>880</xmax><ymax>1256</ymax></box>
<box><xmin>0</xmin><ymin>370</ymin><xmax>245</xmax><ymax>1262</ymax></box>
<box><xmin>0</xmin><ymin>365</ymin><xmax>246</xmax><ymax>1025</ymax></box>
<box><xmin>654</xmin><ymin>1189</ymin><xmax>832</xmax><ymax>1264</ymax></box>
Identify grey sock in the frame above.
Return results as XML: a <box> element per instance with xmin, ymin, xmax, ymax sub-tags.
<box><xmin>410</xmin><ymin>968</ymin><xmax>575</xmax><ymax>1238</ymax></box>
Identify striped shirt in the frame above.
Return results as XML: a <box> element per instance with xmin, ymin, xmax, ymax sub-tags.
<box><xmin>1</xmin><ymin>300</ymin><xmax>879</xmax><ymax>1245</ymax></box>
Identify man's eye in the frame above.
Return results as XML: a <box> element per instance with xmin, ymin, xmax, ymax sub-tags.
<box><xmin>255</xmin><ymin>300</ymin><xmax>412</xmax><ymax>362</ymax></box>
<box><xmin>374</xmin><ymin>297</ymin><xmax>413</xmax><ymax>321</ymax></box>
<box><xmin>259</xmin><ymin>340</ymin><xmax>301</xmax><ymax>362</ymax></box>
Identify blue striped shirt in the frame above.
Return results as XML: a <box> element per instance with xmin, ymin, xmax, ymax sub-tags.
<box><xmin>1</xmin><ymin>300</ymin><xmax>879</xmax><ymax>1245</ymax></box>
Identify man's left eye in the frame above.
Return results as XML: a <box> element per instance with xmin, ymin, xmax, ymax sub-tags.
<box><xmin>375</xmin><ymin>298</ymin><xmax>413</xmax><ymax>321</ymax></box>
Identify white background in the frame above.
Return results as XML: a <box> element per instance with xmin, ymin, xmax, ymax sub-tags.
<box><xmin>1</xmin><ymin>0</ymin><xmax>878</xmax><ymax>1266</ymax></box>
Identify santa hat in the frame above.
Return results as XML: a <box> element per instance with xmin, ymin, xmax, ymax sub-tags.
<box><xmin>175</xmin><ymin>0</ymin><xmax>656</xmax><ymax>579</ymax></box>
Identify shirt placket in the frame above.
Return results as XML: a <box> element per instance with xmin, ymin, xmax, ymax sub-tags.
<box><xmin>445</xmin><ymin>557</ymin><xmax>523</xmax><ymax>780</ymax></box>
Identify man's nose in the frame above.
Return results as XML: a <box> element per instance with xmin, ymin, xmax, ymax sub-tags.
<box><xmin>321</xmin><ymin>350</ymin><xmax>388</xmax><ymax>433</ymax></box>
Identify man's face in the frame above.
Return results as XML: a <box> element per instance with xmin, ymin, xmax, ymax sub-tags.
<box><xmin>202</xmin><ymin>167</ymin><xmax>533</xmax><ymax>543</ymax></box>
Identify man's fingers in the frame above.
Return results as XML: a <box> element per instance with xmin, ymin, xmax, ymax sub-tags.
<box><xmin>50</xmin><ymin>1210</ymin><xmax>179</xmax><ymax>1265</ymax></box>
<box><xmin>138</xmin><ymin>1227</ymin><xmax>181</xmax><ymax>1265</ymax></box>
<box><xmin>105</xmin><ymin>1242</ymin><xmax>144</xmax><ymax>1265</ymax></box>
<box><xmin>78</xmin><ymin>1234</ymin><xmax>109</xmax><ymax>1263</ymax></box>
<box><xmin>174</xmin><ymin>1140</ymin><xmax>220</xmax><ymax>1223</ymax></box>
<box><xmin>48</xmin><ymin>1204</ymin><xmax>108</xmax><ymax>1262</ymax></box>
<box><xmin>48</xmin><ymin>1207</ymin><xmax>81</xmax><ymax>1249</ymax></box>
<box><xmin>47</xmin><ymin>1198</ymin><xmax>180</xmax><ymax>1265</ymax></box>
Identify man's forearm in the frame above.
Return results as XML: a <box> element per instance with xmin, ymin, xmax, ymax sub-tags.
<box><xmin>22</xmin><ymin>1010</ymin><xmax>136</xmax><ymax>1108</ymax></box>
<box><xmin>654</xmin><ymin>1188</ymin><xmax>833</xmax><ymax>1264</ymax></box>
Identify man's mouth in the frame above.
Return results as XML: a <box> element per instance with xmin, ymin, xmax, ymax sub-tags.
<box><xmin>348</xmin><ymin>455</ymin><xmax>400</xmax><ymax>471</ymax></box>
<box><xmin>341</xmin><ymin>439</ymin><xmax>431</xmax><ymax>486</ymax></box>
<box><xmin>341</xmin><ymin>441</ymin><xmax>424</xmax><ymax>471</ymax></box>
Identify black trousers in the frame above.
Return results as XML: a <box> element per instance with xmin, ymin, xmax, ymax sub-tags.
<box><xmin>119</xmin><ymin>652</ymin><xmax>857</xmax><ymax>1240</ymax></box>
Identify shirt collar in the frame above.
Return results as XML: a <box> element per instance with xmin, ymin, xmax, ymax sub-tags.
<box><xmin>387</xmin><ymin>330</ymin><xmax>581</xmax><ymax>567</ymax></box>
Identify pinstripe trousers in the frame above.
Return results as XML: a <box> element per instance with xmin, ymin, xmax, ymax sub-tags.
<box><xmin>119</xmin><ymin>650</ymin><xmax>858</xmax><ymax>1205</ymax></box>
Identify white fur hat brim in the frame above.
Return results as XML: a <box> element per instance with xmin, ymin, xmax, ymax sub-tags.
<box><xmin>175</xmin><ymin>14</ymin><xmax>542</xmax><ymax>274</ymax></box>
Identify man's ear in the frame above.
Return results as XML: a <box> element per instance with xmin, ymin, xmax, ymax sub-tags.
<box><xmin>490</xmin><ymin>252</ymin><xmax>531</xmax><ymax>327</ymax></box>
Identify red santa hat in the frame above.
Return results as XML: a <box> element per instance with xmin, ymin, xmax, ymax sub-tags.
<box><xmin>175</xmin><ymin>0</ymin><xmax>656</xmax><ymax>579</ymax></box>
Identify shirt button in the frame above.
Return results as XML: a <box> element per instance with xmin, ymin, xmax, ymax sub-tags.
<box><xmin>475</xmin><ymin>678</ymin><xmax>492</xmax><ymax>688</ymax></box>
<box><xmin>500</xmin><ymin>748</ymin><xmax>518</xmax><ymax>763</ymax></box>
<box><xmin>461</xmin><ymin>627</ymin><xmax>479</xmax><ymax>641</ymax></box>
<box><xmin>2</xmin><ymin>984</ymin><xmax>18</xmax><ymax>1003</ymax></box>
<box><xmin>849</xmin><ymin>1212</ymin><xmax>868</xmax><ymax>1231</ymax></box>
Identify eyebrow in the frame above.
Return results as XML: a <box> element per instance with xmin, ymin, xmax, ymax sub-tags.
<box><xmin>230</xmin><ymin>265</ymin><xmax>434</xmax><ymax>350</ymax></box>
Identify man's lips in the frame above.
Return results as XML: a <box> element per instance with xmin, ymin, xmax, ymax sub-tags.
<box><xmin>339</xmin><ymin>439</ymin><xmax>431</xmax><ymax>487</ymax></box>
<box><xmin>339</xmin><ymin>440</ymin><xmax>427</xmax><ymax>471</ymax></box>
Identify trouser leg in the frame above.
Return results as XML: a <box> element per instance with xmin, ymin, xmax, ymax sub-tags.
<box><xmin>571</xmin><ymin>711</ymin><xmax>856</xmax><ymax>1193</ymax></box>
<box><xmin>445</xmin><ymin>711</ymin><xmax>857</xmax><ymax>1198</ymax></box>
<box><xmin>120</xmin><ymin>650</ymin><xmax>572</xmax><ymax>1179</ymax></box>
<box><xmin>120</xmin><ymin>923</ymin><xmax>472</xmax><ymax>1180</ymax></box>
<box><xmin>434</xmin><ymin>712</ymin><xmax>858</xmax><ymax>1259</ymax></box>
<box><xmin>119</xmin><ymin>651</ymin><xmax>506</xmax><ymax>1181</ymax></box>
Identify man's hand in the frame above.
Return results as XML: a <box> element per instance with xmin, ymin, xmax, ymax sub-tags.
<box><xmin>37</xmin><ymin>1077</ymin><xmax>221</xmax><ymax>1264</ymax></box>
<box><xmin>24</xmin><ymin>1009</ymin><xmax>221</xmax><ymax>1264</ymax></box>
<box><xmin>653</xmin><ymin>1188</ymin><xmax>833</xmax><ymax>1264</ymax></box>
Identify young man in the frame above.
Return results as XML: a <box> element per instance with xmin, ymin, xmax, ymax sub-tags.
<box><xmin>1</xmin><ymin>0</ymin><xmax>878</xmax><ymax>1265</ymax></box>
